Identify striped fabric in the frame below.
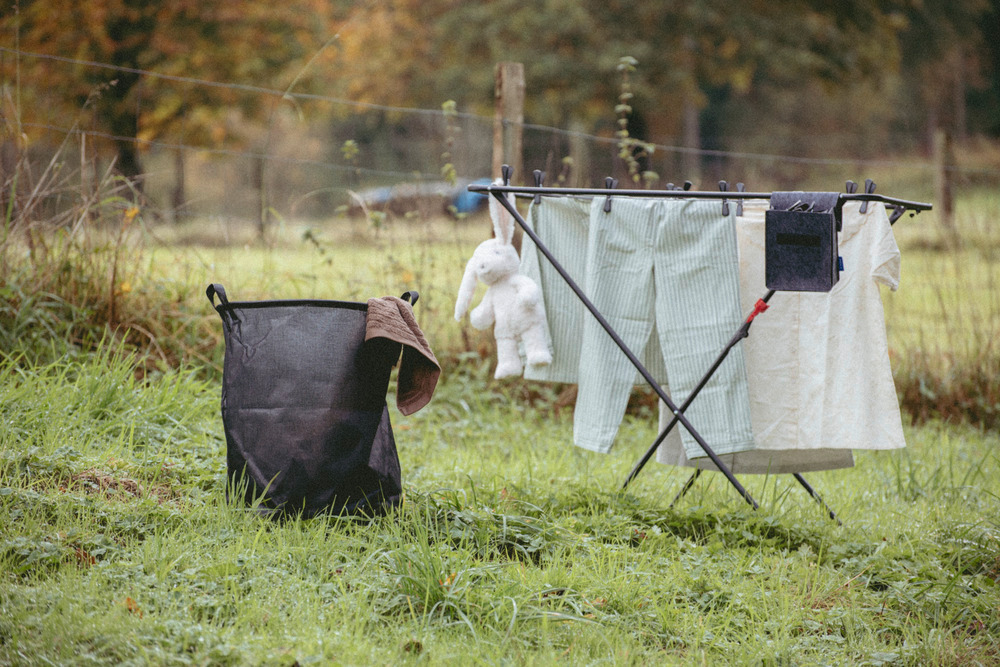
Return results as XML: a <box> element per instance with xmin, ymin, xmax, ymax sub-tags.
<box><xmin>575</xmin><ymin>197</ymin><xmax>754</xmax><ymax>456</ymax></box>
<box><xmin>520</xmin><ymin>195</ymin><xmax>755</xmax><ymax>458</ymax></box>
<box><xmin>520</xmin><ymin>197</ymin><xmax>670</xmax><ymax>385</ymax></box>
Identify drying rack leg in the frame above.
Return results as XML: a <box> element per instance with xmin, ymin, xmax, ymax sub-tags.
<box><xmin>792</xmin><ymin>473</ymin><xmax>842</xmax><ymax>525</ymax></box>
<box><xmin>668</xmin><ymin>471</ymin><xmax>843</xmax><ymax>525</ymax></box>
<box><xmin>621</xmin><ymin>290</ymin><xmax>775</xmax><ymax>491</ymax></box>
<box><xmin>668</xmin><ymin>469</ymin><xmax>703</xmax><ymax>509</ymax></box>
<box><xmin>492</xmin><ymin>189</ymin><xmax>759</xmax><ymax>510</ymax></box>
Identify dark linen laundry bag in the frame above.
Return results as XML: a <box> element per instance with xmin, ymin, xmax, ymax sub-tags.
<box><xmin>207</xmin><ymin>284</ymin><xmax>439</xmax><ymax>519</ymax></box>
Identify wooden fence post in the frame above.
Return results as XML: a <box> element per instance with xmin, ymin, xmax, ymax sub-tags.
<box><xmin>933</xmin><ymin>128</ymin><xmax>957</xmax><ymax>247</ymax></box>
<box><xmin>682</xmin><ymin>98</ymin><xmax>701</xmax><ymax>186</ymax></box>
<box><xmin>493</xmin><ymin>62</ymin><xmax>524</xmax><ymax>184</ymax></box>
<box><xmin>172</xmin><ymin>148</ymin><xmax>187</xmax><ymax>224</ymax></box>
<box><xmin>254</xmin><ymin>152</ymin><xmax>267</xmax><ymax>241</ymax></box>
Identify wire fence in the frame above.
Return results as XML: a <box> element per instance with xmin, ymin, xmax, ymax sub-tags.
<box><xmin>3</xmin><ymin>46</ymin><xmax>999</xmax><ymax>415</ymax></box>
<box><xmin>4</xmin><ymin>46</ymin><xmax>1000</xmax><ymax>229</ymax></box>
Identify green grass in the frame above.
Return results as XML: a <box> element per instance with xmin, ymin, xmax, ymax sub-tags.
<box><xmin>138</xmin><ymin>198</ymin><xmax>1000</xmax><ymax>427</ymax></box>
<box><xmin>882</xmin><ymin>192</ymin><xmax>1000</xmax><ymax>428</ymax></box>
<box><xmin>2</xmin><ymin>184</ymin><xmax>999</xmax><ymax>663</ymax></box>
<box><xmin>142</xmin><ymin>213</ymin><xmax>488</xmax><ymax>363</ymax></box>
<box><xmin>1</xmin><ymin>347</ymin><xmax>998</xmax><ymax>665</ymax></box>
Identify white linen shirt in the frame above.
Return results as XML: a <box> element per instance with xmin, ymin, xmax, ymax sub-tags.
<box><xmin>656</xmin><ymin>199</ymin><xmax>905</xmax><ymax>473</ymax></box>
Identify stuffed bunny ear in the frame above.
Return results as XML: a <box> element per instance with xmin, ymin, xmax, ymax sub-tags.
<box><xmin>454</xmin><ymin>258</ymin><xmax>478</xmax><ymax>321</ymax></box>
<box><xmin>488</xmin><ymin>179</ymin><xmax>516</xmax><ymax>246</ymax></box>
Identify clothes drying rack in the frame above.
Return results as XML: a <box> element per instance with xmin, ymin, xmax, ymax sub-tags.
<box><xmin>469</xmin><ymin>167</ymin><xmax>932</xmax><ymax>521</ymax></box>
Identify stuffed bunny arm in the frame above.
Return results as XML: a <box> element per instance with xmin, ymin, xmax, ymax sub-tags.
<box><xmin>513</xmin><ymin>275</ymin><xmax>541</xmax><ymax>309</ymax></box>
<box><xmin>453</xmin><ymin>252</ymin><xmax>481</xmax><ymax>321</ymax></box>
<box><xmin>469</xmin><ymin>290</ymin><xmax>495</xmax><ymax>330</ymax></box>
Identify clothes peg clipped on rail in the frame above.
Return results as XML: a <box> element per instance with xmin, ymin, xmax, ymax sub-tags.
<box><xmin>860</xmin><ymin>178</ymin><xmax>875</xmax><ymax>214</ymax></box>
<box><xmin>719</xmin><ymin>180</ymin><xmax>730</xmax><ymax>216</ymax></box>
<box><xmin>888</xmin><ymin>205</ymin><xmax>907</xmax><ymax>225</ymax></box>
<box><xmin>502</xmin><ymin>164</ymin><xmax>513</xmax><ymax>186</ymax></box>
<box><xmin>603</xmin><ymin>177</ymin><xmax>619</xmax><ymax>213</ymax></box>
<box><xmin>533</xmin><ymin>170</ymin><xmax>546</xmax><ymax>204</ymax></box>
<box><xmin>736</xmin><ymin>182</ymin><xmax>745</xmax><ymax>216</ymax></box>
<box><xmin>845</xmin><ymin>180</ymin><xmax>858</xmax><ymax>194</ymax></box>
<box><xmin>683</xmin><ymin>181</ymin><xmax>693</xmax><ymax>191</ymax></box>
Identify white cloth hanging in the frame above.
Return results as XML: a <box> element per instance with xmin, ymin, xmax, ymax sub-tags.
<box><xmin>656</xmin><ymin>199</ymin><xmax>905</xmax><ymax>473</ymax></box>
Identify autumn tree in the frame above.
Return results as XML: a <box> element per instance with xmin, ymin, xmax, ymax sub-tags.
<box><xmin>328</xmin><ymin>0</ymin><xmax>996</xmax><ymax>183</ymax></box>
<box><xmin>329</xmin><ymin>2</ymin><xmax>907</xmax><ymax>176</ymax></box>
<box><xmin>894</xmin><ymin>0</ymin><xmax>990</xmax><ymax>145</ymax></box>
<box><xmin>2</xmin><ymin>0</ymin><xmax>338</xmax><ymax>192</ymax></box>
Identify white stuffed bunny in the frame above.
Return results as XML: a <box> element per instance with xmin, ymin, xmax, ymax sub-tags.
<box><xmin>454</xmin><ymin>181</ymin><xmax>552</xmax><ymax>379</ymax></box>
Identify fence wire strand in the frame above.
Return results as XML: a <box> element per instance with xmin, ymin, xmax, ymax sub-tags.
<box><xmin>4</xmin><ymin>45</ymin><xmax>999</xmax><ymax>224</ymax></box>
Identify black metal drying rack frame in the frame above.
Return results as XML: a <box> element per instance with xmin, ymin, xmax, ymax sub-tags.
<box><xmin>469</xmin><ymin>168</ymin><xmax>932</xmax><ymax>521</ymax></box>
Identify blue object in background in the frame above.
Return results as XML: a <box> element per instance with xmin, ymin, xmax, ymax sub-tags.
<box><xmin>452</xmin><ymin>178</ymin><xmax>492</xmax><ymax>214</ymax></box>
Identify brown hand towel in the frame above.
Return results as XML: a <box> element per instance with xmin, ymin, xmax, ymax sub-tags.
<box><xmin>365</xmin><ymin>296</ymin><xmax>441</xmax><ymax>415</ymax></box>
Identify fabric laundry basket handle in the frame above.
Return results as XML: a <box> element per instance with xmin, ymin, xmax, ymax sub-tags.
<box><xmin>206</xmin><ymin>283</ymin><xmax>240</xmax><ymax>330</ymax></box>
<box><xmin>205</xmin><ymin>283</ymin><xmax>229</xmax><ymax>308</ymax></box>
<box><xmin>206</xmin><ymin>283</ymin><xmax>230</xmax><ymax>309</ymax></box>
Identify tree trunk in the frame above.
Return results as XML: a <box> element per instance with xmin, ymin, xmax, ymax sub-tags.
<box><xmin>103</xmin><ymin>74</ymin><xmax>145</xmax><ymax>198</ymax></box>
<box><xmin>953</xmin><ymin>47</ymin><xmax>967</xmax><ymax>144</ymax></box>
<box><xmin>113</xmin><ymin>137</ymin><xmax>144</xmax><ymax>195</ymax></box>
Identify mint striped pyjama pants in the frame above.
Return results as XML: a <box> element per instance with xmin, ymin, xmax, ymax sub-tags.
<box><xmin>522</xmin><ymin>195</ymin><xmax>755</xmax><ymax>459</ymax></box>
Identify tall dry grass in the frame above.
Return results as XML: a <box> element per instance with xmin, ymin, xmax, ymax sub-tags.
<box><xmin>3</xmin><ymin>107</ymin><xmax>999</xmax><ymax>429</ymax></box>
<box><xmin>0</xmin><ymin>125</ymin><xmax>220</xmax><ymax>372</ymax></box>
<box><xmin>886</xmin><ymin>189</ymin><xmax>1000</xmax><ymax>429</ymax></box>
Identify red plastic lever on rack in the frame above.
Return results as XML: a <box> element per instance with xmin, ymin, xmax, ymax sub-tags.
<box><xmin>746</xmin><ymin>298</ymin><xmax>769</xmax><ymax>323</ymax></box>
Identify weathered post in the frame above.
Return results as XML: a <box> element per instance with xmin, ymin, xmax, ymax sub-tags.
<box><xmin>933</xmin><ymin>128</ymin><xmax>957</xmax><ymax>247</ymax></box>
<box><xmin>492</xmin><ymin>62</ymin><xmax>525</xmax><ymax>184</ymax></box>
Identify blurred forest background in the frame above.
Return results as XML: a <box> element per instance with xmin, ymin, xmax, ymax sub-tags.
<box><xmin>2</xmin><ymin>0</ymin><xmax>999</xmax><ymax>228</ymax></box>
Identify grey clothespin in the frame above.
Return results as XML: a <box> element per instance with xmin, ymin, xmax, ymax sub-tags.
<box><xmin>860</xmin><ymin>179</ymin><xmax>875</xmax><ymax>214</ymax></box>
<box><xmin>736</xmin><ymin>182</ymin><xmax>745</xmax><ymax>216</ymax></box>
<box><xmin>603</xmin><ymin>177</ymin><xmax>618</xmax><ymax>213</ymax></box>
<box><xmin>719</xmin><ymin>180</ymin><xmax>729</xmax><ymax>216</ymax></box>
<box><xmin>533</xmin><ymin>169</ymin><xmax>545</xmax><ymax>204</ymax></box>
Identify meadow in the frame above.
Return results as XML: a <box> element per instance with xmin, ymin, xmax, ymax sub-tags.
<box><xmin>1</xmin><ymin>190</ymin><xmax>999</xmax><ymax>664</ymax></box>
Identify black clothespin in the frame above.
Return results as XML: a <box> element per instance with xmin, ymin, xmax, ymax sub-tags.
<box><xmin>888</xmin><ymin>205</ymin><xmax>906</xmax><ymax>225</ymax></box>
<box><xmin>719</xmin><ymin>180</ymin><xmax>729</xmax><ymax>216</ymax></box>
<box><xmin>603</xmin><ymin>176</ymin><xmax>618</xmax><ymax>213</ymax></box>
<box><xmin>683</xmin><ymin>181</ymin><xmax>693</xmax><ymax>191</ymax></box>
<box><xmin>736</xmin><ymin>182</ymin><xmax>745</xmax><ymax>216</ymax></box>
<box><xmin>533</xmin><ymin>169</ymin><xmax>545</xmax><ymax>204</ymax></box>
<box><xmin>502</xmin><ymin>164</ymin><xmax>512</xmax><ymax>186</ymax></box>
<box><xmin>860</xmin><ymin>178</ymin><xmax>875</xmax><ymax>214</ymax></box>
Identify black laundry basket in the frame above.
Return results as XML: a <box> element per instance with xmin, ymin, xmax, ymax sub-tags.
<box><xmin>207</xmin><ymin>284</ymin><xmax>409</xmax><ymax>519</ymax></box>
